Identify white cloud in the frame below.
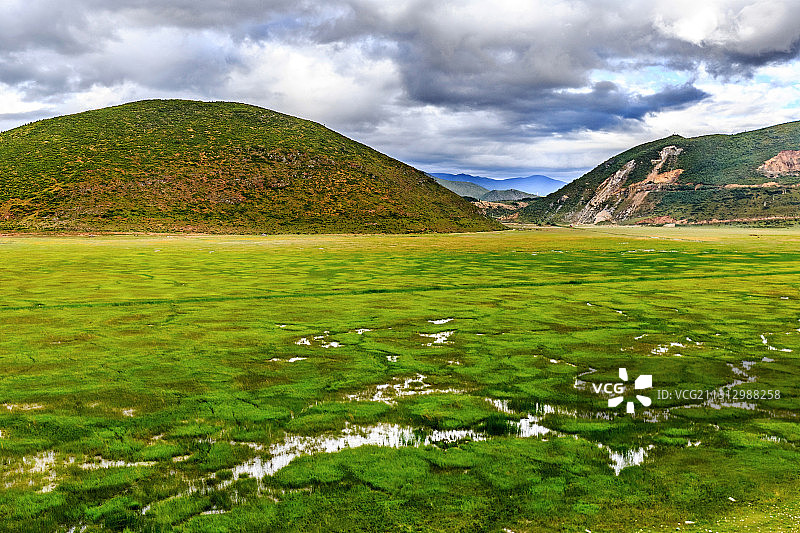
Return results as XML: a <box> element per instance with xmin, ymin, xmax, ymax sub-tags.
<box><xmin>225</xmin><ymin>40</ymin><xmax>402</xmax><ymax>128</ymax></box>
<box><xmin>638</xmin><ymin>61</ymin><xmax>800</xmax><ymax>138</ymax></box>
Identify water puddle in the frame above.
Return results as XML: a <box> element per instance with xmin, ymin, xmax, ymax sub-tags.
<box><xmin>294</xmin><ymin>332</ymin><xmax>342</xmax><ymax>348</ymax></box>
<box><xmin>548</xmin><ymin>358</ymin><xmax>576</xmax><ymax>367</ymax></box>
<box><xmin>486</xmin><ymin>397</ymin><xmax>612</xmax><ymax>424</ymax></box>
<box><xmin>573</xmin><ymin>367</ymin><xmax>597</xmax><ymax>391</ymax></box>
<box><xmin>420</xmin><ymin>331</ymin><xmax>454</xmax><ymax>345</ymax></box>
<box><xmin>685</xmin><ymin>360</ymin><xmax>761</xmax><ymax>410</ymax></box>
<box><xmin>485</xmin><ymin>398</ymin><xmax>513</xmax><ymax>414</ymax></box>
<box><xmin>23</xmin><ymin>451</ymin><xmax>58</xmax><ymax>474</ymax></box>
<box><xmin>8</xmin><ymin>451</ymin><xmax>158</xmax><ymax>493</ymax></box>
<box><xmin>667</xmin><ymin>360</ymin><xmax>761</xmax><ymax>411</ymax></box>
<box><xmin>3</xmin><ymin>403</ymin><xmax>43</xmax><ymax>411</ymax></box>
<box><xmin>345</xmin><ymin>374</ymin><xmax>465</xmax><ymax>404</ymax></box>
<box><xmin>428</xmin><ymin>318</ymin><xmax>454</xmax><ymax>325</ymax></box>
<box><xmin>651</xmin><ymin>340</ymin><xmax>693</xmax><ymax>356</ymax></box>
<box><xmin>705</xmin><ymin>401</ymin><xmax>758</xmax><ymax>410</ymax></box>
<box><xmin>760</xmin><ymin>333</ymin><xmax>792</xmax><ymax>352</ymax></box>
<box><xmin>516</xmin><ymin>416</ymin><xmax>552</xmax><ymax>438</ymax></box>
<box><xmin>226</xmin><ymin>399</ymin><xmax>596</xmax><ymax>485</ymax></box>
<box><xmin>598</xmin><ymin>444</ymin><xmax>652</xmax><ymax>475</ymax></box>
<box><xmin>232</xmin><ymin>423</ymin><xmax>488</xmax><ymax>480</ymax></box>
<box><xmin>80</xmin><ymin>458</ymin><xmax>157</xmax><ymax>470</ymax></box>
<box><xmin>725</xmin><ymin>362</ymin><xmax>757</xmax><ymax>386</ymax></box>
<box><xmin>226</xmin><ymin>416</ymin><xmax>632</xmax><ymax>480</ymax></box>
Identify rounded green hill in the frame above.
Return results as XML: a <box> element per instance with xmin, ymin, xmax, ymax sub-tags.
<box><xmin>0</xmin><ymin>99</ymin><xmax>501</xmax><ymax>233</ymax></box>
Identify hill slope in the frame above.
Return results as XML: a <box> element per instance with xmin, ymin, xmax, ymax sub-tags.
<box><xmin>432</xmin><ymin>176</ymin><xmax>536</xmax><ymax>202</ymax></box>
<box><xmin>432</xmin><ymin>176</ymin><xmax>490</xmax><ymax>198</ymax></box>
<box><xmin>520</xmin><ymin>121</ymin><xmax>800</xmax><ymax>225</ymax></box>
<box><xmin>479</xmin><ymin>189</ymin><xmax>535</xmax><ymax>202</ymax></box>
<box><xmin>0</xmin><ymin>100</ymin><xmax>501</xmax><ymax>233</ymax></box>
<box><xmin>430</xmin><ymin>173</ymin><xmax>565</xmax><ymax>196</ymax></box>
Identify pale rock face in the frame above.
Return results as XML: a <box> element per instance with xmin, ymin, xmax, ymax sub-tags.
<box><xmin>593</xmin><ymin>208</ymin><xmax>614</xmax><ymax>223</ymax></box>
<box><xmin>573</xmin><ymin>146</ymin><xmax>686</xmax><ymax>224</ymax></box>
<box><xmin>759</xmin><ymin>150</ymin><xmax>800</xmax><ymax>176</ymax></box>
<box><xmin>646</xmin><ymin>146</ymin><xmax>684</xmax><ymax>183</ymax></box>
<box><xmin>575</xmin><ymin>160</ymin><xmax>636</xmax><ymax>224</ymax></box>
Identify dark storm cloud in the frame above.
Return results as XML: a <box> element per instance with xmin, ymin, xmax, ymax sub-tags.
<box><xmin>300</xmin><ymin>0</ymin><xmax>798</xmax><ymax>131</ymax></box>
<box><xmin>507</xmin><ymin>83</ymin><xmax>711</xmax><ymax>134</ymax></box>
<box><xmin>705</xmin><ymin>40</ymin><xmax>800</xmax><ymax>77</ymax></box>
<box><xmin>1</xmin><ymin>1</ymin><xmax>799</xmax><ymax>141</ymax></box>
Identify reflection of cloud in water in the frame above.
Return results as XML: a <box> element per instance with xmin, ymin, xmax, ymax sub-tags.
<box><xmin>346</xmin><ymin>374</ymin><xmax>464</xmax><ymax>404</ymax></box>
<box><xmin>598</xmin><ymin>444</ymin><xmax>652</xmax><ymax>475</ymax></box>
<box><xmin>233</xmin><ymin>423</ymin><xmax>487</xmax><ymax>479</ymax></box>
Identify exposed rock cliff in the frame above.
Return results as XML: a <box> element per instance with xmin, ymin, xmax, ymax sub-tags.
<box><xmin>573</xmin><ymin>146</ymin><xmax>683</xmax><ymax>224</ymax></box>
<box><xmin>759</xmin><ymin>150</ymin><xmax>800</xmax><ymax>177</ymax></box>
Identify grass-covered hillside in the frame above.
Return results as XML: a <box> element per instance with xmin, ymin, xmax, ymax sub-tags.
<box><xmin>0</xmin><ymin>100</ymin><xmax>501</xmax><ymax>233</ymax></box>
<box><xmin>522</xmin><ymin>120</ymin><xmax>800</xmax><ymax>224</ymax></box>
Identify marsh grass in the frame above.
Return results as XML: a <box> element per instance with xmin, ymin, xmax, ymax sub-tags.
<box><xmin>0</xmin><ymin>227</ymin><xmax>799</xmax><ymax>531</ymax></box>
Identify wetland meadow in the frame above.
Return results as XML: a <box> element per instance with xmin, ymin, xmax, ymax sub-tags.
<box><xmin>1</xmin><ymin>226</ymin><xmax>799</xmax><ymax>532</ymax></box>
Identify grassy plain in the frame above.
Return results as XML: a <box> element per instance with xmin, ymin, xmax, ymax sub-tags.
<box><xmin>1</xmin><ymin>227</ymin><xmax>799</xmax><ymax>532</ymax></box>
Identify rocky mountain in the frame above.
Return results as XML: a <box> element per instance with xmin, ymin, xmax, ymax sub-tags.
<box><xmin>431</xmin><ymin>176</ymin><xmax>491</xmax><ymax>198</ymax></box>
<box><xmin>520</xmin><ymin>121</ymin><xmax>800</xmax><ymax>225</ymax></box>
<box><xmin>479</xmin><ymin>189</ymin><xmax>534</xmax><ymax>202</ymax></box>
<box><xmin>0</xmin><ymin>100</ymin><xmax>501</xmax><ymax>234</ymax></box>
<box><xmin>432</xmin><ymin>176</ymin><xmax>535</xmax><ymax>202</ymax></box>
<box><xmin>430</xmin><ymin>173</ymin><xmax>565</xmax><ymax>196</ymax></box>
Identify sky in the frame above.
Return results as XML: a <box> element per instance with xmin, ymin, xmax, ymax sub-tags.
<box><xmin>1</xmin><ymin>1</ymin><xmax>800</xmax><ymax>182</ymax></box>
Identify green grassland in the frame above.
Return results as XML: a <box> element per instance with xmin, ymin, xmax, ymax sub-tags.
<box><xmin>1</xmin><ymin>227</ymin><xmax>799</xmax><ymax>532</ymax></box>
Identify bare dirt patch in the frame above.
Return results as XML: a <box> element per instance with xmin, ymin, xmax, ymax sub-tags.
<box><xmin>758</xmin><ymin>150</ymin><xmax>800</xmax><ymax>177</ymax></box>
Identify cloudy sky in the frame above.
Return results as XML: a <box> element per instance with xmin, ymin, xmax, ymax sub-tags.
<box><xmin>2</xmin><ymin>1</ymin><xmax>800</xmax><ymax>181</ymax></box>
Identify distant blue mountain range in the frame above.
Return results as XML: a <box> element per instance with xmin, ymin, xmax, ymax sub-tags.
<box><xmin>429</xmin><ymin>173</ymin><xmax>566</xmax><ymax>196</ymax></box>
